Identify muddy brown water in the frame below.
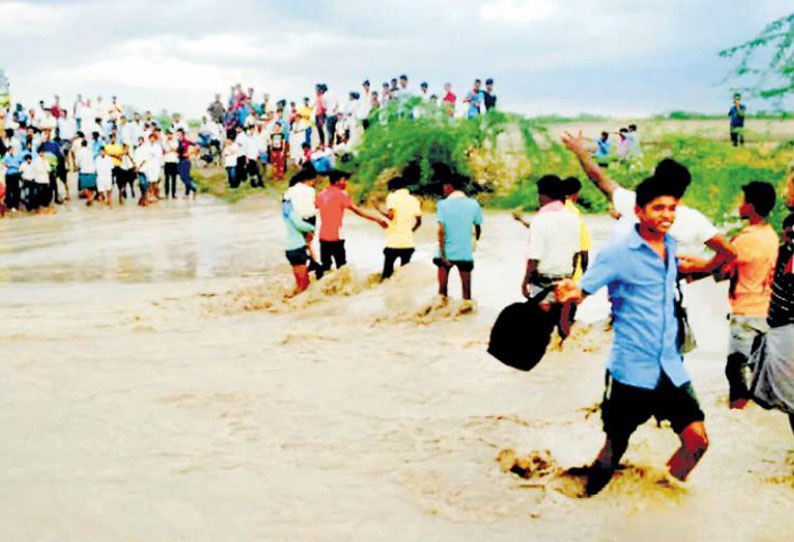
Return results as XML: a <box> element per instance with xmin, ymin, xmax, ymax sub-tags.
<box><xmin>1</xmin><ymin>194</ymin><xmax>792</xmax><ymax>541</ymax></box>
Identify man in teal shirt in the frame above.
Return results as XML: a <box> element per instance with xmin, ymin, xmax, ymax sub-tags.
<box><xmin>434</xmin><ymin>174</ymin><xmax>483</xmax><ymax>300</ymax></box>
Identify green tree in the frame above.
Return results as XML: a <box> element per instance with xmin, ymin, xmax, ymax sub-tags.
<box><xmin>719</xmin><ymin>13</ymin><xmax>794</xmax><ymax>100</ymax></box>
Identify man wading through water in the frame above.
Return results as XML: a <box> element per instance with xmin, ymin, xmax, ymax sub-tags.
<box><xmin>556</xmin><ymin>174</ymin><xmax>710</xmax><ymax>496</ymax></box>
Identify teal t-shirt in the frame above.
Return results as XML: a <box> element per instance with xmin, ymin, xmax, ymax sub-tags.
<box><xmin>436</xmin><ymin>194</ymin><xmax>483</xmax><ymax>261</ymax></box>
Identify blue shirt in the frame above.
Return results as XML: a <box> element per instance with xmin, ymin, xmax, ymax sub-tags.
<box><xmin>729</xmin><ymin>104</ymin><xmax>746</xmax><ymax>128</ymax></box>
<box><xmin>594</xmin><ymin>137</ymin><xmax>610</xmax><ymax>158</ymax></box>
<box><xmin>3</xmin><ymin>153</ymin><xmax>21</xmax><ymax>175</ymax></box>
<box><xmin>282</xmin><ymin>200</ymin><xmax>315</xmax><ymax>251</ymax></box>
<box><xmin>436</xmin><ymin>193</ymin><xmax>483</xmax><ymax>261</ymax></box>
<box><xmin>579</xmin><ymin>226</ymin><xmax>688</xmax><ymax>390</ymax></box>
<box><xmin>466</xmin><ymin>90</ymin><xmax>484</xmax><ymax>119</ymax></box>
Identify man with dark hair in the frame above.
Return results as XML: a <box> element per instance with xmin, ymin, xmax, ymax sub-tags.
<box><xmin>314</xmin><ymin>170</ymin><xmax>386</xmax><ymax>272</ymax></box>
<box><xmin>377</xmin><ymin>177</ymin><xmax>422</xmax><ymax>280</ymax></box>
<box><xmin>464</xmin><ymin>79</ymin><xmax>484</xmax><ymax>119</ymax></box>
<box><xmin>556</xmin><ymin>174</ymin><xmax>709</xmax><ymax>496</ymax></box>
<box><xmin>520</xmin><ymin>175</ymin><xmax>581</xmax><ymax>336</ymax></box>
<box><xmin>483</xmin><ymin>78</ymin><xmax>497</xmax><ymax>111</ymax></box>
<box><xmin>729</xmin><ymin>93</ymin><xmax>746</xmax><ymax>147</ymax></box>
<box><xmin>720</xmin><ymin>181</ymin><xmax>779</xmax><ymax>409</ymax></box>
<box><xmin>434</xmin><ymin>174</ymin><xmax>483</xmax><ymax>300</ymax></box>
<box><xmin>561</xmin><ymin>134</ymin><xmax>735</xmax><ymax>275</ymax></box>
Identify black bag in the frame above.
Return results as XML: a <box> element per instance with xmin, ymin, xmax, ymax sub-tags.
<box><xmin>488</xmin><ymin>288</ymin><xmax>558</xmax><ymax>372</ymax></box>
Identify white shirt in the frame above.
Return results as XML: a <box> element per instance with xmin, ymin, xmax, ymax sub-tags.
<box><xmin>133</xmin><ymin>145</ymin><xmax>150</xmax><ymax>171</ymax></box>
<box><xmin>526</xmin><ymin>202</ymin><xmax>581</xmax><ymax>276</ymax></box>
<box><xmin>322</xmin><ymin>90</ymin><xmax>339</xmax><ymax>115</ymax></box>
<box><xmin>20</xmin><ymin>161</ymin><xmax>35</xmax><ymax>181</ymax></box>
<box><xmin>612</xmin><ymin>187</ymin><xmax>719</xmax><ymax>255</ymax></box>
<box><xmin>33</xmin><ymin>157</ymin><xmax>50</xmax><ymax>185</ymax></box>
<box><xmin>162</xmin><ymin>138</ymin><xmax>178</xmax><ymax>163</ymax></box>
<box><xmin>222</xmin><ymin>142</ymin><xmax>240</xmax><ymax>168</ymax></box>
<box><xmin>75</xmin><ymin>147</ymin><xmax>96</xmax><ymax>173</ymax></box>
<box><xmin>244</xmin><ymin>133</ymin><xmax>260</xmax><ymax>159</ymax></box>
<box><xmin>357</xmin><ymin>91</ymin><xmax>372</xmax><ymax>120</ymax></box>
<box><xmin>57</xmin><ymin>116</ymin><xmax>76</xmax><ymax>141</ymax></box>
<box><xmin>95</xmin><ymin>155</ymin><xmax>113</xmax><ymax>176</ymax></box>
<box><xmin>284</xmin><ymin>182</ymin><xmax>316</xmax><ymax>219</ymax></box>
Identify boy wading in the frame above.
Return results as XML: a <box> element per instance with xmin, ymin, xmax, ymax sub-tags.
<box><xmin>556</xmin><ymin>175</ymin><xmax>709</xmax><ymax>496</ymax></box>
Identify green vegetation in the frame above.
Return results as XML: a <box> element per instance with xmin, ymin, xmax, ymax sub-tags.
<box><xmin>192</xmin><ymin>108</ymin><xmax>793</xmax><ymax>229</ymax></box>
<box><xmin>720</xmin><ymin>12</ymin><xmax>794</xmax><ymax>100</ymax></box>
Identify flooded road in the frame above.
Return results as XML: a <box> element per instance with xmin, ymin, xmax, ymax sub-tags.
<box><xmin>1</xmin><ymin>194</ymin><xmax>792</xmax><ymax>541</ymax></box>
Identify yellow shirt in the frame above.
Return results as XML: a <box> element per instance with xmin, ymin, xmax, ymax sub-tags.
<box><xmin>385</xmin><ymin>189</ymin><xmax>421</xmax><ymax>249</ymax></box>
<box><xmin>103</xmin><ymin>143</ymin><xmax>124</xmax><ymax>167</ymax></box>
<box><xmin>565</xmin><ymin>199</ymin><xmax>592</xmax><ymax>282</ymax></box>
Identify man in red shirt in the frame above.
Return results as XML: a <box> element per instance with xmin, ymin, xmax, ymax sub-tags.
<box><xmin>442</xmin><ymin>83</ymin><xmax>457</xmax><ymax>119</ymax></box>
<box><xmin>315</xmin><ymin>170</ymin><xmax>386</xmax><ymax>271</ymax></box>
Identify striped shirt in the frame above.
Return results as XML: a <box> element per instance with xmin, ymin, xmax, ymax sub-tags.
<box><xmin>767</xmin><ymin>242</ymin><xmax>794</xmax><ymax>328</ymax></box>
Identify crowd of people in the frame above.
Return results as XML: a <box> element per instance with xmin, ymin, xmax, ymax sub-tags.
<box><xmin>275</xmin><ymin>127</ymin><xmax>794</xmax><ymax>499</ymax></box>
<box><xmin>0</xmin><ymin>95</ymin><xmax>204</xmax><ymax>212</ymax></box>
<box><xmin>0</xmin><ymin>75</ymin><xmax>497</xmax><ymax>215</ymax></box>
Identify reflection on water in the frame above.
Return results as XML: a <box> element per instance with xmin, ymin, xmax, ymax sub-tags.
<box><xmin>0</xmin><ymin>198</ymin><xmax>284</xmax><ymax>283</ymax></box>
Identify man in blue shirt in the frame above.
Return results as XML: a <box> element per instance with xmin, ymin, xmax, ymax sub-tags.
<box><xmin>2</xmin><ymin>145</ymin><xmax>22</xmax><ymax>210</ymax></box>
<box><xmin>556</xmin><ymin>174</ymin><xmax>709</xmax><ymax>496</ymax></box>
<box><xmin>434</xmin><ymin>173</ymin><xmax>483</xmax><ymax>300</ymax></box>
<box><xmin>464</xmin><ymin>79</ymin><xmax>485</xmax><ymax>119</ymax></box>
<box><xmin>729</xmin><ymin>93</ymin><xmax>746</xmax><ymax>147</ymax></box>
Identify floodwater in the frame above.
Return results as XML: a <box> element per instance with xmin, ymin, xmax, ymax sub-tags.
<box><xmin>1</xmin><ymin>194</ymin><xmax>792</xmax><ymax>541</ymax></box>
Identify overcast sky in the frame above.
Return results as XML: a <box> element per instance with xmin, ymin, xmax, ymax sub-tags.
<box><xmin>1</xmin><ymin>0</ymin><xmax>791</xmax><ymax>118</ymax></box>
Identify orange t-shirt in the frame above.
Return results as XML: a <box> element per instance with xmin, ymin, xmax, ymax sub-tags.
<box><xmin>729</xmin><ymin>223</ymin><xmax>779</xmax><ymax>316</ymax></box>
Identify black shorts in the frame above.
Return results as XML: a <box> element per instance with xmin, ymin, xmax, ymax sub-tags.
<box><xmin>285</xmin><ymin>247</ymin><xmax>309</xmax><ymax>266</ymax></box>
<box><xmin>601</xmin><ymin>372</ymin><xmax>704</xmax><ymax>439</ymax></box>
<box><xmin>433</xmin><ymin>258</ymin><xmax>474</xmax><ymax>272</ymax></box>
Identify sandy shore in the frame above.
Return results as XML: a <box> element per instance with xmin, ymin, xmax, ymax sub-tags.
<box><xmin>0</xmin><ymin>195</ymin><xmax>792</xmax><ymax>541</ymax></box>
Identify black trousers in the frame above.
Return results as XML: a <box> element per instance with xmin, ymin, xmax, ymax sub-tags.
<box><xmin>246</xmin><ymin>158</ymin><xmax>262</xmax><ymax>187</ymax></box>
<box><xmin>4</xmin><ymin>173</ymin><xmax>21</xmax><ymax>210</ymax></box>
<box><xmin>320</xmin><ymin>240</ymin><xmax>346</xmax><ymax>271</ymax></box>
<box><xmin>381</xmin><ymin>247</ymin><xmax>415</xmax><ymax>279</ymax></box>
<box><xmin>730</xmin><ymin>130</ymin><xmax>744</xmax><ymax>146</ymax></box>
<box><xmin>164</xmin><ymin>162</ymin><xmax>178</xmax><ymax>197</ymax></box>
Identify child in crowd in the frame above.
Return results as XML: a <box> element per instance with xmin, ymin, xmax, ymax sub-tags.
<box><xmin>269</xmin><ymin>122</ymin><xmax>286</xmax><ymax>180</ymax></box>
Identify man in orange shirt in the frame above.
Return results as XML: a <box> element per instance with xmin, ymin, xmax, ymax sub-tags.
<box><xmin>724</xmin><ymin>181</ymin><xmax>778</xmax><ymax>409</ymax></box>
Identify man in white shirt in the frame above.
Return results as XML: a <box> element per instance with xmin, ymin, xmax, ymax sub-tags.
<box><xmin>561</xmin><ymin>132</ymin><xmax>735</xmax><ymax>273</ymax></box>
<box><xmin>321</xmin><ymin>85</ymin><xmax>339</xmax><ymax>147</ymax></box>
<box><xmin>107</xmin><ymin>96</ymin><xmax>123</xmax><ymax>123</ymax></box>
<box><xmin>522</xmin><ymin>175</ymin><xmax>581</xmax><ymax>298</ymax></box>
<box><xmin>145</xmin><ymin>132</ymin><xmax>163</xmax><ymax>199</ymax></box>
<box><xmin>243</xmin><ymin>125</ymin><xmax>263</xmax><ymax>187</ymax></box>
<box><xmin>73</xmin><ymin>94</ymin><xmax>87</xmax><ymax>132</ymax></box>
<box><xmin>358</xmin><ymin>80</ymin><xmax>372</xmax><ymax>130</ymax></box>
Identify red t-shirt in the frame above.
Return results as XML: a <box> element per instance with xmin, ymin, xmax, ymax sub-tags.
<box><xmin>315</xmin><ymin>185</ymin><xmax>353</xmax><ymax>241</ymax></box>
<box><xmin>443</xmin><ymin>91</ymin><xmax>456</xmax><ymax>104</ymax></box>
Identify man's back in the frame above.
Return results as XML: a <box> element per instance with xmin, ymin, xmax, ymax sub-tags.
<box><xmin>316</xmin><ymin>186</ymin><xmax>352</xmax><ymax>241</ymax></box>
<box><xmin>437</xmin><ymin>194</ymin><xmax>483</xmax><ymax>261</ymax></box>
<box><xmin>731</xmin><ymin>223</ymin><xmax>779</xmax><ymax>317</ymax></box>
<box><xmin>528</xmin><ymin>202</ymin><xmax>581</xmax><ymax>277</ymax></box>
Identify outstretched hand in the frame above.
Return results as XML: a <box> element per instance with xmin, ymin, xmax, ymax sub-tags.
<box><xmin>561</xmin><ymin>131</ymin><xmax>586</xmax><ymax>155</ymax></box>
<box><xmin>555</xmin><ymin>278</ymin><xmax>583</xmax><ymax>303</ymax></box>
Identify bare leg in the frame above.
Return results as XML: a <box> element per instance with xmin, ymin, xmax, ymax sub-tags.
<box><xmin>437</xmin><ymin>265</ymin><xmax>450</xmax><ymax>297</ymax></box>
<box><xmin>290</xmin><ymin>265</ymin><xmax>310</xmax><ymax>296</ymax></box>
<box><xmin>667</xmin><ymin>421</ymin><xmax>709</xmax><ymax>481</ymax></box>
<box><xmin>460</xmin><ymin>270</ymin><xmax>472</xmax><ymax>300</ymax></box>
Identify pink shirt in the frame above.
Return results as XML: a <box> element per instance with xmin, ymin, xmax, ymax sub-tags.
<box><xmin>316</xmin><ymin>185</ymin><xmax>353</xmax><ymax>241</ymax></box>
